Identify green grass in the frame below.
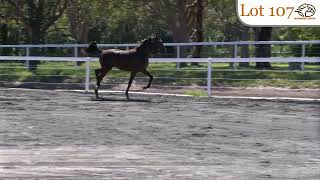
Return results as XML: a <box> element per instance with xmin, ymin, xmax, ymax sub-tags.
<box><xmin>185</xmin><ymin>90</ymin><xmax>208</xmax><ymax>97</ymax></box>
<box><xmin>0</xmin><ymin>61</ymin><xmax>319</xmax><ymax>89</ymax></box>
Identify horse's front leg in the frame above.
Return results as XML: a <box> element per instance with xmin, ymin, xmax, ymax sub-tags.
<box><xmin>95</xmin><ymin>68</ymin><xmax>101</xmax><ymax>86</ymax></box>
<box><xmin>141</xmin><ymin>70</ymin><xmax>153</xmax><ymax>89</ymax></box>
<box><xmin>95</xmin><ymin>67</ymin><xmax>111</xmax><ymax>99</ymax></box>
<box><xmin>94</xmin><ymin>68</ymin><xmax>101</xmax><ymax>98</ymax></box>
<box><xmin>125</xmin><ymin>71</ymin><xmax>137</xmax><ymax>100</ymax></box>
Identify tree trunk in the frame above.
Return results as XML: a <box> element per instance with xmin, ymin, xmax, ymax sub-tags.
<box><xmin>67</xmin><ymin>0</ymin><xmax>90</xmax><ymax>65</ymax></box>
<box><xmin>191</xmin><ymin>0</ymin><xmax>204</xmax><ymax>66</ymax></box>
<box><xmin>255</xmin><ymin>27</ymin><xmax>272</xmax><ymax>69</ymax></box>
<box><xmin>239</xmin><ymin>26</ymin><xmax>249</xmax><ymax>67</ymax></box>
<box><xmin>169</xmin><ymin>0</ymin><xmax>189</xmax><ymax>68</ymax></box>
<box><xmin>289</xmin><ymin>45</ymin><xmax>303</xmax><ymax>70</ymax></box>
<box><xmin>289</xmin><ymin>62</ymin><xmax>302</xmax><ymax>70</ymax></box>
<box><xmin>141</xmin><ymin>0</ymin><xmax>202</xmax><ymax>68</ymax></box>
<box><xmin>67</xmin><ymin>0</ymin><xmax>89</xmax><ymax>44</ymax></box>
<box><xmin>225</xmin><ymin>23</ymin><xmax>237</xmax><ymax>68</ymax></box>
<box><xmin>0</xmin><ymin>24</ymin><xmax>13</xmax><ymax>55</ymax></box>
<box><xmin>28</xmin><ymin>26</ymin><xmax>45</xmax><ymax>70</ymax></box>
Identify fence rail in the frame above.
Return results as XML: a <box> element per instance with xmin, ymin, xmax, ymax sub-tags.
<box><xmin>1</xmin><ymin>41</ymin><xmax>320</xmax><ymax>97</ymax></box>
<box><xmin>1</xmin><ymin>40</ymin><xmax>320</xmax><ymax>48</ymax></box>
<box><xmin>1</xmin><ymin>40</ymin><xmax>320</xmax><ymax>71</ymax></box>
<box><xmin>0</xmin><ymin>55</ymin><xmax>319</xmax><ymax>97</ymax></box>
<box><xmin>1</xmin><ymin>56</ymin><xmax>320</xmax><ymax>63</ymax></box>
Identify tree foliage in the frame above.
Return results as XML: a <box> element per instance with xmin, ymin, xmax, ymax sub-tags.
<box><xmin>3</xmin><ymin>0</ymin><xmax>67</xmax><ymax>44</ymax></box>
<box><xmin>1</xmin><ymin>0</ymin><xmax>318</xmax><ymax>44</ymax></box>
<box><xmin>0</xmin><ymin>0</ymin><xmax>319</xmax><ymax>69</ymax></box>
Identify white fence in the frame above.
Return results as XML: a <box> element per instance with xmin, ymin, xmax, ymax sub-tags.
<box><xmin>1</xmin><ymin>41</ymin><xmax>320</xmax><ymax>96</ymax></box>
<box><xmin>1</xmin><ymin>40</ymin><xmax>320</xmax><ymax>69</ymax></box>
<box><xmin>0</xmin><ymin>55</ymin><xmax>319</xmax><ymax>97</ymax></box>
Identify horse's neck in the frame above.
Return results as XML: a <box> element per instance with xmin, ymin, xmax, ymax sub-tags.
<box><xmin>137</xmin><ymin>46</ymin><xmax>151</xmax><ymax>57</ymax></box>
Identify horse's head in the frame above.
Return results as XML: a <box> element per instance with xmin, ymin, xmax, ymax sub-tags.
<box><xmin>150</xmin><ymin>33</ymin><xmax>165</xmax><ymax>53</ymax></box>
<box><xmin>85</xmin><ymin>41</ymin><xmax>102</xmax><ymax>56</ymax></box>
<box><xmin>138</xmin><ymin>33</ymin><xmax>165</xmax><ymax>55</ymax></box>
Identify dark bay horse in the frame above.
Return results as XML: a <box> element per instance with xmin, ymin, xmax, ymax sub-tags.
<box><xmin>86</xmin><ymin>33</ymin><xmax>164</xmax><ymax>99</ymax></box>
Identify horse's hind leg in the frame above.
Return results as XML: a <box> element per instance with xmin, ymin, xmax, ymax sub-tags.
<box><xmin>141</xmin><ymin>70</ymin><xmax>153</xmax><ymax>89</ymax></box>
<box><xmin>94</xmin><ymin>69</ymin><xmax>101</xmax><ymax>85</ymax></box>
<box><xmin>125</xmin><ymin>72</ymin><xmax>137</xmax><ymax>100</ymax></box>
<box><xmin>95</xmin><ymin>68</ymin><xmax>101</xmax><ymax>86</ymax></box>
<box><xmin>95</xmin><ymin>67</ymin><xmax>111</xmax><ymax>98</ymax></box>
<box><xmin>94</xmin><ymin>68</ymin><xmax>101</xmax><ymax>98</ymax></box>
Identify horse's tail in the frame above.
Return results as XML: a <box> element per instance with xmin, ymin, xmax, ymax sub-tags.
<box><xmin>85</xmin><ymin>41</ymin><xmax>103</xmax><ymax>57</ymax></box>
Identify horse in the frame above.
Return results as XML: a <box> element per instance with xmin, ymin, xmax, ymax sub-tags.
<box><xmin>86</xmin><ymin>33</ymin><xmax>165</xmax><ymax>99</ymax></box>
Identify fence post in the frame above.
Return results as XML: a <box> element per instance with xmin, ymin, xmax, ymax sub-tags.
<box><xmin>74</xmin><ymin>46</ymin><xmax>78</xmax><ymax>67</ymax></box>
<box><xmin>26</xmin><ymin>47</ymin><xmax>30</xmax><ymax>69</ymax></box>
<box><xmin>301</xmin><ymin>44</ymin><xmax>305</xmax><ymax>71</ymax></box>
<box><xmin>85</xmin><ymin>57</ymin><xmax>90</xmax><ymax>92</ymax></box>
<box><xmin>176</xmin><ymin>45</ymin><xmax>180</xmax><ymax>70</ymax></box>
<box><xmin>207</xmin><ymin>58</ymin><xmax>212</xmax><ymax>97</ymax></box>
<box><xmin>233</xmin><ymin>44</ymin><xmax>238</xmax><ymax>70</ymax></box>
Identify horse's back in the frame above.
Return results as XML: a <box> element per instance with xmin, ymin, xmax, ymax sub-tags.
<box><xmin>99</xmin><ymin>49</ymin><xmax>148</xmax><ymax>71</ymax></box>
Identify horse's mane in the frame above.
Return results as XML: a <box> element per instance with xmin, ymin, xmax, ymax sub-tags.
<box><xmin>138</xmin><ymin>36</ymin><xmax>152</xmax><ymax>46</ymax></box>
<box><xmin>136</xmin><ymin>36</ymin><xmax>152</xmax><ymax>53</ymax></box>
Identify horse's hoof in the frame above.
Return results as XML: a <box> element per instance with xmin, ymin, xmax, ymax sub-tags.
<box><xmin>94</xmin><ymin>90</ymin><xmax>99</xmax><ymax>99</ymax></box>
<box><xmin>142</xmin><ymin>86</ymin><xmax>150</xmax><ymax>90</ymax></box>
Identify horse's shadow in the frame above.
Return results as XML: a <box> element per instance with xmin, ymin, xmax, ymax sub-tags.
<box><xmin>90</xmin><ymin>97</ymin><xmax>151</xmax><ymax>102</ymax></box>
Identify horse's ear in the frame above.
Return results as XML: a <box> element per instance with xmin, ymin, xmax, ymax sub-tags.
<box><xmin>90</xmin><ymin>41</ymin><xmax>97</xmax><ymax>46</ymax></box>
<box><xmin>151</xmin><ymin>33</ymin><xmax>159</xmax><ymax>39</ymax></box>
<box><xmin>154</xmin><ymin>32</ymin><xmax>160</xmax><ymax>39</ymax></box>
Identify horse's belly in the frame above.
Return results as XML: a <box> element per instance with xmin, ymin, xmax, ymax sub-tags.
<box><xmin>100</xmin><ymin>51</ymin><xmax>149</xmax><ymax>72</ymax></box>
<box><xmin>113</xmin><ymin>59</ymin><xmax>148</xmax><ymax>72</ymax></box>
<box><xmin>114</xmin><ymin>63</ymin><xmax>145</xmax><ymax>72</ymax></box>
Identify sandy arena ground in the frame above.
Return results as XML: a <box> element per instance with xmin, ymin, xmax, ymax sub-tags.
<box><xmin>0</xmin><ymin>88</ymin><xmax>319</xmax><ymax>179</ymax></box>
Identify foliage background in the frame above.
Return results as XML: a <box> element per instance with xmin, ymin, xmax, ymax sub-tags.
<box><xmin>1</xmin><ymin>0</ymin><xmax>319</xmax><ymax>45</ymax></box>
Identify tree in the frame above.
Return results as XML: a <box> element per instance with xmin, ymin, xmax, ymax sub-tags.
<box><xmin>207</xmin><ymin>0</ymin><xmax>250</xmax><ymax>68</ymax></box>
<box><xmin>277</xmin><ymin>27</ymin><xmax>320</xmax><ymax>70</ymax></box>
<box><xmin>239</xmin><ymin>26</ymin><xmax>250</xmax><ymax>67</ymax></box>
<box><xmin>141</xmin><ymin>0</ymin><xmax>206</xmax><ymax>68</ymax></box>
<box><xmin>66</xmin><ymin>0</ymin><xmax>94</xmax><ymax>65</ymax></box>
<box><xmin>0</xmin><ymin>1</ymin><xmax>26</xmax><ymax>54</ymax></box>
<box><xmin>190</xmin><ymin>0</ymin><xmax>208</xmax><ymax>65</ymax></box>
<box><xmin>255</xmin><ymin>27</ymin><xmax>272</xmax><ymax>69</ymax></box>
<box><xmin>82</xmin><ymin>0</ymin><xmax>165</xmax><ymax>44</ymax></box>
<box><xmin>4</xmin><ymin>0</ymin><xmax>67</xmax><ymax>70</ymax></box>
<box><xmin>67</xmin><ymin>0</ymin><xmax>90</xmax><ymax>44</ymax></box>
<box><xmin>141</xmin><ymin>0</ymin><xmax>205</xmax><ymax>41</ymax></box>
